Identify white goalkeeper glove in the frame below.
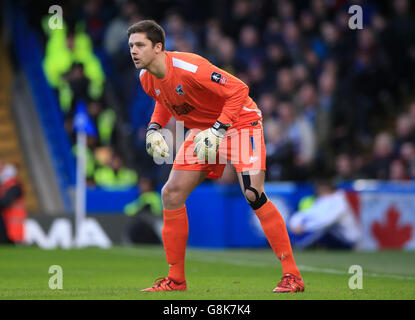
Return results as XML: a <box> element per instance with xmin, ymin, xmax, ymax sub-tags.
<box><xmin>193</xmin><ymin>121</ymin><xmax>231</xmax><ymax>161</ymax></box>
<box><xmin>146</xmin><ymin>123</ymin><xmax>170</xmax><ymax>158</ymax></box>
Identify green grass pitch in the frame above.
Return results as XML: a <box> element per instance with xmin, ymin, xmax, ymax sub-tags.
<box><xmin>1</xmin><ymin>245</ymin><xmax>414</xmax><ymax>300</ymax></box>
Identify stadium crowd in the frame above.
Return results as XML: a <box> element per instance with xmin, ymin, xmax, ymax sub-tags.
<box><xmin>28</xmin><ymin>0</ymin><xmax>415</xmax><ymax>184</ymax></box>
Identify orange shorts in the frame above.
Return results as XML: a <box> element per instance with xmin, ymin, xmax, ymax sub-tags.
<box><xmin>173</xmin><ymin>121</ymin><xmax>266</xmax><ymax>179</ymax></box>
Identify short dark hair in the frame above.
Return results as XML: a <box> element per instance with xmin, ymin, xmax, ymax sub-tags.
<box><xmin>127</xmin><ymin>20</ymin><xmax>165</xmax><ymax>51</ymax></box>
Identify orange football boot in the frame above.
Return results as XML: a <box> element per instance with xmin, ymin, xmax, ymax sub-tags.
<box><xmin>140</xmin><ymin>277</ymin><xmax>187</xmax><ymax>292</ymax></box>
<box><xmin>273</xmin><ymin>273</ymin><xmax>305</xmax><ymax>293</ymax></box>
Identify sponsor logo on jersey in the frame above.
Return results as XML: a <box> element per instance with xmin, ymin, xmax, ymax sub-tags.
<box><xmin>175</xmin><ymin>84</ymin><xmax>185</xmax><ymax>95</ymax></box>
<box><xmin>165</xmin><ymin>101</ymin><xmax>195</xmax><ymax>116</ymax></box>
<box><xmin>211</xmin><ymin>72</ymin><xmax>222</xmax><ymax>83</ymax></box>
<box><xmin>172</xmin><ymin>103</ymin><xmax>195</xmax><ymax>115</ymax></box>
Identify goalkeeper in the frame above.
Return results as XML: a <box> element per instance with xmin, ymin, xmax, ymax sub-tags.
<box><xmin>128</xmin><ymin>20</ymin><xmax>304</xmax><ymax>293</ymax></box>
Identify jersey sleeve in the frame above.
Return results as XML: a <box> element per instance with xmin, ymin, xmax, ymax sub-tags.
<box><xmin>139</xmin><ymin>70</ymin><xmax>173</xmax><ymax>128</ymax></box>
<box><xmin>190</xmin><ymin>62</ymin><xmax>249</xmax><ymax>126</ymax></box>
<box><xmin>150</xmin><ymin>100</ymin><xmax>173</xmax><ymax>128</ymax></box>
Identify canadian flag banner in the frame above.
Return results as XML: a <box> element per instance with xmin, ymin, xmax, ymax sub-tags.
<box><xmin>358</xmin><ymin>193</ymin><xmax>415</xmax><ymax>250</ymax></box>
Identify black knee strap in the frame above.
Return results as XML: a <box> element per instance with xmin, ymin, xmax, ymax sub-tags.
<box><xmin>242</xmin><ymin>174</ymin><xmax>267</xmax><ymax>210</ymax></box>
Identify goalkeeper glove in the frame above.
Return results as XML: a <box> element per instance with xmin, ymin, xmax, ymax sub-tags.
<box><xmin>193</xmin><ymin>121</ymin><xmax>231</xmax><ymax>161</ymax></box>
<box><xmin>146</xmin><ymin>123</ymin><xmax>170</xmax><ymax>158</ymax></box>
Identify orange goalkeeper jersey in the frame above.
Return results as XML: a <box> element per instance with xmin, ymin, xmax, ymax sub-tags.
<box><xmin>139</xmin><ymin>51</ymin><xmax>262</xmax><ymax>130</ymax></box>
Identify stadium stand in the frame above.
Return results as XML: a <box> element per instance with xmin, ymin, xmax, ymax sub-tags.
<box><xmin>9</xmin><ymin>3</ymin><xmax>75</xmax><ymax>212</ymax></box>
<box><xmin>0</xmin><ymin>34</ymin><xmax>38</xmax><ymax>213</ymax></box>
<box><xmin>3</xmin><ymin>0</ymin><xmax>415</xmax><ymax>218</ymax></box>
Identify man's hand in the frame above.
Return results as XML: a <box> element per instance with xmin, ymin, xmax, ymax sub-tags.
<box><xmin>146</xmin><ymin>123</ymin><xmax>169</xmax><ymax>158</ymax></box>
<box><xmin>193</xmin><ymin>121</ymin><xmax>230</xmax><ymax>161</ymax></box>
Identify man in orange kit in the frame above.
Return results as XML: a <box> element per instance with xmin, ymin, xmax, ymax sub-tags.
<box><xmin>128</xmin><ymin>20</ymin><xmax>304</xmax><ymax>293</ymax></box>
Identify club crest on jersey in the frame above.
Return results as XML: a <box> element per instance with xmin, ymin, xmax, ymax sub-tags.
<box><xmin>155</xmin><ymin>89</ymin><xmax>161</xmax><ymax>96</ymax></box>
<box><xmin>211</xmin><ymin>72</ymin><xmax>226</xmax><ymax>85</ymax></box>
<box><xmin>175</xmin><ymin>84</ymin><xmax>185</xmax><ymax>95</ymax></box>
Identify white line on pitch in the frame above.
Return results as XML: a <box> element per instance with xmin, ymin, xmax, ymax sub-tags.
<box><xmin>108</xmin><ymin>247</ymin><xmax>415</xmax><ymax>281</ymax></box>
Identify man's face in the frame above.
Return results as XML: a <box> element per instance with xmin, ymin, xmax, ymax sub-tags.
<box><xmin>128</xmin><ymin>32</ymin><xmax>160</xmax><ymax>69</ymax></box>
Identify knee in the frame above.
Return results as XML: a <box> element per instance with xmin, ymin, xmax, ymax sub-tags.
<box><xmin>244</xmin><ymin>189</ymin><xmax>258</xmax><ymax>203</ymax></box>
<box><xmin>244</xmin><ymin>187</ymin><xmax>267</xmax><ymax>210</ymax></box>
<box><xmin>161</xmin><ymin>183</ymin><xmax>184</xmax><ymax>208</ymax></box>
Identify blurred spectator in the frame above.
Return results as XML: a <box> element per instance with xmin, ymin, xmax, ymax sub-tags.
<box><xmin>408</xmin><ymin>101</ymin><xmax>415</xmax><ymax>124</ymax></box>
<box><xmin>400</xmin><ymin>142</ymin><xmax>415</xmax><ymax>179</ymax></box>
<box><xmin>282</xmin><ymin>21</ymin><xmax>303</xmax><ymax>61</ymax></box>
<box><xmin>202</xmin><ymin>18</ymin><xmax>223</xmax><ymax>65</ymax></box>
<box><xmin>269</xmin><ymin>100</ymin><xmax>316</xmax><ymax>180</ymax></box>
<box><xmin>319</xmin><ymin>22</ymin><xmax>344</xmax><ymax>62</ymax></box>
<box><xmin>124</xmin><ymin>177</ymin><xmax>162</xmax><ymax>217</ymax></box>
<box><xmin>236</xmin><ymin>25</ymin><xmax>266</xmax><ymax>69</ymax></box>
<box><xmin>334</xmin><ymin>153</ymin><xmax>357</xmax><ymax>183</ymax></box>
<box><xmin>389</xmin><ymin>158</ymin><xmax>410</xmax><ymax>180</ymax></box>
<box><xmin>277</xmin><ymin>0</ymin><xmax>295</xmax><ymax>23</ymax></box>
<box><xmin>367</xmin><ymin>132</ymin><xmax>396</xmax><ymax>179</ymax></box>
<box><xmin>123</xmin><ymin>176</ymin><xmax>162</xmax><ymax>244</ymax></box>
<box><xmin>353</xmin><ymin>27</ymin><xmax>393</xmax><ymax>138</ymax></box>
<box><xmin>275</xmin><ymin>68</ymin><xmax>296</xmax><ymax>101</ymax></box>
<box><xmin>315</xmin><ymin>71</ymin><xmax>337</xmax><ymax>160</ymax></box>
<box><xmin>258</xmin><ymin>92</ymin><xmax>278</xmax><ymax>121</ymax></box>
<box><xmin>65</xmin><ymin>63</ymin><xmax>91</xmax><ymax>115</ymax></box>
<box><xmin>94</xmin><ymin>151</ymin><xmax>138</xmax><ymax>189</ymax></box>
<box><xmin>103</xmin><ymin>0</ymin><xmax>142</xmax><ymax>57</ymax></box>
<box><xmin>43</xmin><ymin>21</ymin><xmax>106</xmax><ymax>113</ymax></box>
<box><xmin>0</xmin><ymin>210</ymin><xmax>11</xmax><ymax>244</ymax></box>
<box><xmin>299</xmin><ymin>9</ymin><xmax>319</xmax><ymax>43</ymax></box>
<box><xmin>104</xmin><ymin>1</ymin><xmax>143</xmax><ymax>109</ymax></box>
<box><xmin>292</xmin><ymin>63</ymin><xmax>310</xmax><ymax>86</ymax></box>
<box><xmin>225</xmin><ymin>0</ymin><xmax>261</xmax><ymax>40</ymax></box>
<box><xmin>264</xmin><ymin>43</ymin><xmax>292</xmax><ymax>90</ymax></box>
<box><xmin>310</xmin><ymin>0</ymin><xmax>330</xmax><ymax>24</ymax></box>
<box><xmin>264</xmin><ymin>118</ymin><xmax>295</xmax><ymax>181</ymax></box>
<box><xmin>216</xmin><ymin>36</ymin><xmax>244</xmax><ymax>76</ymax></box>
<box><xmin>263</xmin><ymin>17</ymin><xmax>283</xmax><ymax>45</ymax></box>
<box><xmin>296</xmin><ymin>82</ymin><xmax>319</xmax><ymax>127</ymax></box>
<box><xmin>278</xmin><ymin>101</ymin><xmax>316</xmax><ymax>166</ymax></box>
<box><xmin>163</xmin><ymin>11</ymin><xmax>199</xmax><ymax>52</ymax></box>
<box><xmin>302</xmin><ymin>46</ymin><xmax>321</xmax><ymax>80</ymax></box>
<box><xmin>0</xmin><ymin>160</ymin><xmax>27</xmax><ymax>244</ymax></box>
<box><xmin>394</xmin><ymin>113</ymin><xmax>415</xmax><ymax>154</ymax></box>
<box><xmin>80</xmin><ymin>0</ymin><xmax>115</xmax><ymax>48</ymax></box>
<box><xmin>85</xmin><ymin>100</ymin><xmax>117</xmax><ymax>147</ymax></box>
<box><xmin>248</xmin><ymin>63</ymin><xmax>267</xmax><ymax>100</ymax></box>
<box><xmin>289</xmin><ymin>179</ymin><xmax>361</xmax><ymax>250</ymax></box>
<box><xmin>386</xmin><ymin>0</ymin><xmax>415</xmax><ymax>93</ymax></box>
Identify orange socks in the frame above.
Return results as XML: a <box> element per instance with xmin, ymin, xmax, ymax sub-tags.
<box><xmin>254</xmin><ymin>201</ymin><xmax>301</xmax><ymax>277</ymax></box>
<box><xmin>162</xmin><ymin>206</ymin><xmax>189</xmax><ymax>284</ymax></box>
<box><xmin>162</xmin><ymin>202</ymin><xmax>299</xmax><ymax>283</ymax></box>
